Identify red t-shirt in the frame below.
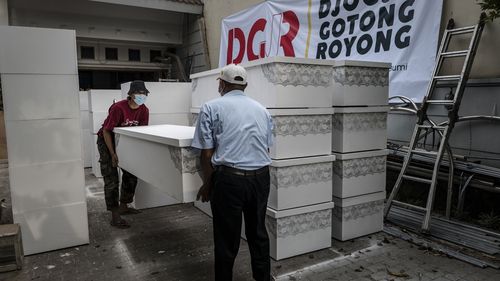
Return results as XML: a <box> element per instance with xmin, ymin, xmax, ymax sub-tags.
<box><xmin>98</xmin><ymin>99</ymin><xmax>149</xmax><ymax>136</ymax></box>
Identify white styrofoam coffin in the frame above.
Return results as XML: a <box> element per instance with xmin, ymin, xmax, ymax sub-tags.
<box><xmin>87</xmin><ymin>90</ymin><xmax>122</xmax><ymax>113</ymax></box>
<box><xmin>270</xmin><ymin>155</ymin><xmax>335</xmax><ymax>210</ymax></box>
<box><xmin>191</xmin><ymin>107</ymin><xmax>333</xmax><ymax>159</ymax></box>
<box><xmin>5</xmin><ymin>119</ymin><xmax>83</xmax><ymax>166</ymax></box>
<box><xmin>91</xmin><ymin>135</ymin><xmax>102</xmax><ymax>178</ymax></box>
<box><xmin>191</xmin><ymin>57</ymin><xmax>334</xmax><ymax>108</ymax></box>
<box><xmin>332</xmin><ymin>150</ymin><xmax>388</xmax><ymax>198</ymax></box>
<box><xmin>0</xmin><ymin>26</ymin><xmax>78</xmax><ymax>75</ymax></box>
<box><xmin>149</xmin><ymin>113</ymin><xmax>191</xmax><ymax>126</ymax></box>
<box><xmin>89</xmin><ymin>111</ymin><xmax>108</xmax><ymax>134</ymax></box>
<box><xmin>1</xmin><ymin>74</ymin><xmax>80</xmax><ymax>121</ymax></box>
<box><xmin>121</xmin><ymin>82</ymin><xmax>192</xmax><ymax>114</ymax></box>
<box><xmin>79</xmin><ymin>91</ymin><xmax>89</xmax><ymax>111</ymax></box>
<box><xmin>332</xmin><ymin>60</ymin><xmax>390</xmax><ymax>106</ymax></box>
<box><xmin>332</xmin><ymin>191</ymin><xmax>385</xmax><ymax>241</ymax></box>
<box><xmin>114</xmin><ymin>125</ymin><xmax>202</xmax><ymax>203</ymax></box>
<box><xmin>14</xmin><ymin>202</ymin><xmax>89</xmax><ymax>255</ymax></box>
<box><xmin>332</xmin><ymin>106</ymin><xmax>388</xmax><ymax>153</ymax></box>
<box><xmin>82</xmin><ymin>129</ymin><xmax>92</xmax><ymax>168</ymax></box>
<box><xmin>9</xmin><ymin>160</ymin><xmax>86</xmax><ymax>213</ymax></box>
<box><xmin>133</xmin><ymin>179</ymin><xmax>180</xmax><ymax>209</ymax></box>
<box><xmin>267</xmin><ymin>202</ymin><xmax>333</xmax><ymax>260</ymax></box>
<box><xmin>269</xmin><ymin>108</ymin><xmax>333</xmax><ymax>159</ymax></box>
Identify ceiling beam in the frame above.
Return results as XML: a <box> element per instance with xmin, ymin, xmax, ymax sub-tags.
<box><xmin>89</xmin><ymin>0</ymin><xmax>202</xmax><ymax>15</ymax></box>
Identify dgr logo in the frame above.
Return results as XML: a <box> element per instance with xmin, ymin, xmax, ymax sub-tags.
<box><xmin>226</xmin><ymin>10</ymin><xmax>300</xmax><ymax>65</ymax></box>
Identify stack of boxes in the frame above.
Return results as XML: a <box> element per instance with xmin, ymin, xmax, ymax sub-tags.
<box><xmin>79</xmin><ymin>91</ymin><xmax>92</xmax><ymax>168</ymax></box>
<box><xmin>190</xmin><ymin>57</ymin><xmax>336</xmax><ymax>260</ymax></box>
<box><xmin>330</xmin><ymin>61</ymin><xmax>390</xmax><ymax>241</ymax></box>
<box><xmin>87</xmin><ymin>90</ymin><xmax>122</xmax><ymax>178</ymax></box>
<box><xmin>0</xmin><ymin>26</ymin><xmax>89</xmax><ymax>254</ymax></box>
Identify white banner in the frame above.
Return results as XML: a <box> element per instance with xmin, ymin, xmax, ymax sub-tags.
<box><xmin>219</xmin><ymin>0</ymin><xmax>443</xmax><ymax>101</ymax></box>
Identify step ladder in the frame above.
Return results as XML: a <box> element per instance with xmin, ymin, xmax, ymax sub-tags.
<box><xmin>384</xmin><ymin>14</ymin><xmax>486</xmax><ymax>232</ymax></box>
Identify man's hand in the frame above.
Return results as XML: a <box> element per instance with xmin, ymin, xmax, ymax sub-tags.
<box><xmin>196</xmin><ymin>183</ymin><xmax>212</xmax><ymax>202</ymax></box>
<box><xmin>111</xmin><ymin>153</ymin><xmax>119</xmax><ymax>168</ymax></box>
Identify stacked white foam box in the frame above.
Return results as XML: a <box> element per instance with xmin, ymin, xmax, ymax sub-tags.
<box><xmin>80</xmin><ymin>91</ymin><xmax>92</xmax><ymax>168</ymax></box>
<box><xmin>87</xmin><ymin>90</ymin><xmax>122</xmax><ymax>177</ymax></box>
<box><xmin>120</xmin><ymin>82</ymin><xmax>192</xmax><ymax>209</ymax></box>
<box><xmin>114</xmin><ymin>125</ymin><xmax>201</xmax><ymax>204</ymax></box>
<box><xmin>191</xmin><ymin>57</ymin><xmax>336</xmax><ymax>260</ymax></box>
<box><xmin>121</xmin><ymin>82</ymin><xmax>192</xmax><ymax>126</ymax></box>
<box><xmin>330</xmin><ymin>60</ymin><xmax>391</xmax><ymax>241</ymax></box>
<box><xmin>0</xmin><ymin>26</ymin><xmax>89</xmax><ymax>254</ymax></box>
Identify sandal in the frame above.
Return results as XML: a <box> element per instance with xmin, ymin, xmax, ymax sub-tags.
<box><xmin>110</xmin><ymin>218</ymin><xmax>130</xmax><ymax>229</ymax></box>
<box><xmin>119</xmin><ymin>207</ymin><xmax>142</xmax><ymax>215</ymax></box>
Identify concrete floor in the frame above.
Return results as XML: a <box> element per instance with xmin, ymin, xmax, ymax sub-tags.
<box><xmin>0</xmin><ymin>169</ymin><xmax>499</xmax><ymax>281</ymax></box>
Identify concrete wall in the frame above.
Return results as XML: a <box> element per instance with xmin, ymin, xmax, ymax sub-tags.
<box><xmin>179</xmin><ymin>15</ymin><xmax>211</xmax><ymax>74</ymax></box>
<box><xmin>440</xmin><ymin>0</ymin><xmax>500</xmax><ymax>78</ymax></box>
<box><xmin>202</xmin><ymin>0</ymin><xmax>262</xmax><ymax>68</ymax></box>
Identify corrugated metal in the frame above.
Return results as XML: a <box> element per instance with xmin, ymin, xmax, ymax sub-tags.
<box><xmin>169</xmin><ymin>0</ymin><xmax>203</xmax><ymax>5</ymax></box>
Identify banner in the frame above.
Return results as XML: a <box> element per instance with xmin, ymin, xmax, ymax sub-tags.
<box><xmin>219</xmin><ymin>0</ymin><xmax>444</xmax><ymax>101</ymax></box>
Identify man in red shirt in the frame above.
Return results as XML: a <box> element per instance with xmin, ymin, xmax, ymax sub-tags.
<box><xmin>97</xmin><ymin>81</ymin><xmax>150</xmax><ymax>228</ymax></box>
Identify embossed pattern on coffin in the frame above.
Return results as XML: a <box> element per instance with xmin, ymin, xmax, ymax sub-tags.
<box><xmin>270</xmin><ymin>162</ymin><xmax>332</xmax><ymax>189</ymax></box>
<box><xmin>333</xmin><ymin>156</ymin><xmax>386</xmax><ymax>179</ymax></box>
<box><xmin>261</xmin><ymin>63</ymin><xmax>333</xmax><ymax>87</ymax></box>
<box><xmin>332</xmin><ymin>66</ymin><xmax>389</xmax><ymax>87</ymax></box>
<box><xmin>332</xmin><ymin>199</ymin><xmax>385</xmax><ymax>222</ymax></box>
<box><xmin>332</xmin><ymin>112</ymin><xmax>386</xmax><ymax>132</ymax></box>
<box><xmin>266</xmin><ymin>210</ymin><xmax>331</xmax><ymax>238</ymax></box>
<box><xmin>273</xmin><ymin>115</ymin><xmax>331</xmax><ymax>137</ymax></box>
<box><xmin>168</xmin><ymin>146</ymin><xmax>201</xmax><ymax>174</ymax></box>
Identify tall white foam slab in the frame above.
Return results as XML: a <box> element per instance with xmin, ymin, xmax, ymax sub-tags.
<box><xmin>0</xmin><ymin>26</ymin><xmax>88</xmax><ymax>255</ymax></box>
<box><xmin>191</xmin><ymin>57</ymin><xmax>334</xmax><ymax>108</ymax></box>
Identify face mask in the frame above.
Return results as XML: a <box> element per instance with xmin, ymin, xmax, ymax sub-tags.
<box><xmin>134</xmin><ymin>94</ymin><xmax>147</xmax><ymax>105</ymax></box>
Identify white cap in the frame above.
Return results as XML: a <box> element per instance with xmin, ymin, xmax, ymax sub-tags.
<box><xmin>217</xmin><ymin>64</ymin><xmax>247</xmax><ymax>85</ymax></box>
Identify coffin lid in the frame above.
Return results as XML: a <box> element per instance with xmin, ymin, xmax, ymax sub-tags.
<box><xmin>266</xmin><ymin>202</ymin><xmax>334</xmax><ymax>219</ymax></box>
<box><xmin>268</xmin><ymin>108</ymin><xmax>334</xmax><ymax>116</ymax></box>
<box><xmin>333</xmin><ymin>191</ymin><xmax>386</xmax><ymax>207</ymax></box>
<box><xmin>332</xmin><ymin>60</ymin><xmax>391</xmax><ymax>69</ymax></box>
<box><xmin>333</xmin><ymin>106</ymin><xmax>389</xmax><ymax>114</ymax></box>
<box><xmin>114</xmin><ymin>125</ymin><xmax>195</xmax><ymax>147</ymax></box>
<box><xmin>191</xmin><ymin>107</ymin><xmax>334</xmax><ymax>116</ymax></box>
<box><xmin>190</xmin><ymin>57</ymin><xmax>337</xmax><ymax>79</ymax></box>
<box><xmin>271</xmin><ymin>155</ymin><xmax>335</xmax><ymax>167</ymax></box>
<box><xmin>332</xmin><ymin>149</ymin><xmax>388</xmax><ymax>160</ymax></box>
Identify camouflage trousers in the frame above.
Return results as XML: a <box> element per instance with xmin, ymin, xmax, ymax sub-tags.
<box><xmin>97</xmin><ymin>135</ymin><xmax>137</xmax><ymax>211</ymax></box>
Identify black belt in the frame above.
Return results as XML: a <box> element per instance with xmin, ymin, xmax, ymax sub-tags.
<box><xmin>215</xmin><ymin>165</ymin><xmax>269</xmax><ymax>177</ymax></box>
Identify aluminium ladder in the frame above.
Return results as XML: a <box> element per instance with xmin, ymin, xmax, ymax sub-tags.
<box><xmin>384</xmin><ymin>14</ymin><xmax>486</xmax><ymax>232</ymax></box>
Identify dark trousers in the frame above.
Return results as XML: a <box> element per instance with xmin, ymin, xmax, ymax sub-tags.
<box><xmin>97</xmin><ymin>135</ymin><xmax>137</xmax><ymax>211</ymax></box>
<box><xmin>210</xmin><ymin>169</ymin><xmax>271</xmax><ymax>281</ymax></box>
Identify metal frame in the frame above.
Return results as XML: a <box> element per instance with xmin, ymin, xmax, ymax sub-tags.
<box><xmin>384</xmin><ymin>14</ymin><xmax>486</xmax><ymax>232</ymax></box>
